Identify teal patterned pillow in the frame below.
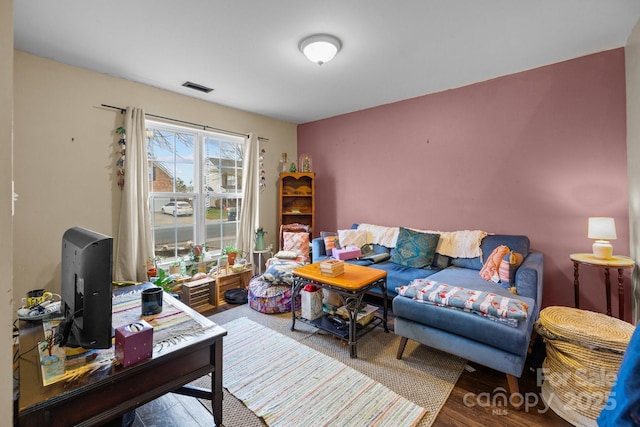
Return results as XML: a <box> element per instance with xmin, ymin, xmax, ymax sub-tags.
<box><xmin>390</xmin><ymin>227</ymin><xmax>440</xmax><ymax>269</ymax></box>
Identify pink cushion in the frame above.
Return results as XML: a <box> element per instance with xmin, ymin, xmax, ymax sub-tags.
<box><xmin>282</xmin><ymin>231</ymin><xmax>310</xmax><ymax>263</ymax></box>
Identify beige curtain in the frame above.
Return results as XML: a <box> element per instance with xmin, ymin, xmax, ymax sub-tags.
<box><xmin>237</xmin><ymin>133</ymin><xmax>259</xmax><ymax>260</ymax></box>
<box><xmin>114</xmin><ymin>107</ymin><xmax>153</xmax><ymax>281</ymax></box>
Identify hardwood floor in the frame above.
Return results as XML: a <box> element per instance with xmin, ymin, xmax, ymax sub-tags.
<box><xmin>131</xmin><ymin>302</ymin><xmax>573</xmax><ymax>427</ymax></box>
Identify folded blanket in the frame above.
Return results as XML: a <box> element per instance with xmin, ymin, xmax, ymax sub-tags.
<box><xmin>430</xmin><ymin>229</ymin><xmax>487</xmax><ymax>258</ymax></box>
<box><xmin>397</xmin><ymin>279</ymin><xmax>528</xmax><ymax>320</ymax></box>
<box><xmin>415</xmin><ymin>299</ymin><xmax>520</xmax><ymax>328</ymax></box>
<box><xmin>357</xmin><ymin>223</ymin><xmax>399</xmax><ymax>247</ymax></box>
<box><xmin>358</xmin><ymin>224</ymin><xmax>487</xmax><ymax>259</ymax></box>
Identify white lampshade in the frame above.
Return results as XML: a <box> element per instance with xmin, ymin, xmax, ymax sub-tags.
<box><xmin>299</xmin><ymin>34</ymin><xmax>341</xmax><ymax>65</ymax></box>
<box><xmin>588</xmin><ymin>217</ymin><xmax>617</xmax><ymax>259</ymax></box>
<box><xmin>588</xmin><ymin>217</ymin><xmax>617</xmax><ymax>240</ymax></box>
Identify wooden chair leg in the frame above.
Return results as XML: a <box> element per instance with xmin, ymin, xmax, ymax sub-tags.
<box><xmin>506</xmin><ymin>374</ymin><xmax>523</xmax><ymax>410</ymax></box>
<box><xmin>396</xmin><ymin>336</ymin><xmax>408</xmax><ymax>359</ymax></box>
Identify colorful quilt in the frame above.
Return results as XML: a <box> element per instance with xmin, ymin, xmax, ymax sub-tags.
<box><xmin>397</xmin><ymin>278</ymin><xmax>528</xmax><ymax>323</ymax></box>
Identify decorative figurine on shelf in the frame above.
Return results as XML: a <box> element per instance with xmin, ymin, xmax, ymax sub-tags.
<box><xmin>299</xmin><ymin>154</ymin><xmax>312</xmax><ymax>172</ymax></box>
<box><xmin>289</xmin><ymin>162</ymin><xmax>297</xmax><ymax>172</ymax></box>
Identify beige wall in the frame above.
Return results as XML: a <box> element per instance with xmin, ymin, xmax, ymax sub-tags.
<box><xmin>1</xmin><ymin>0</ymin><xmax>14</xmax><ymax>423</ymax></box>
<box><xmin>626</xmin><ymin>18</ymin><xmax>640</xmax><ymax>324</ymax></box>
<box><xmin>13</xmin><ymin>50</ymin><xmax>297</xmax><ymax>309</ymax></box>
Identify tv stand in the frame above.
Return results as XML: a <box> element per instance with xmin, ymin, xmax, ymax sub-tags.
<box><xmin>53</xmin><ymin>316</ymin><xmax>75</xmax><ymax>347</ymax></box>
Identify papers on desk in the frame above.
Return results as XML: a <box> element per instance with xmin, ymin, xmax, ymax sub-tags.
<box><xmin>38</xmin><ymin>320</ymin><xmax>114</xmax><ymax>386</ymax></box>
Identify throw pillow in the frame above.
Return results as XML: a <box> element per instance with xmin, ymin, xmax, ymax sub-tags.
<box><xmin>337</xmin><ymin>229</ymin><xmax>367</xmax><ymax>248</ymax></box>
<box><xmin>282</xmin><ymin>231</ymin><xmax>310</xmax><ymax>263</ymax></box>
<box><xmin>274</xmin><ymin>250</ymin><xmax>298</xmax><ymax>259</ymax></box>
<box><xmin>261</xmin><ymin>260</ymin><xmax>304</xmax><ymax>285</ymax></box>
<box><xmin>498</xmin><ymin>251</ymin><xmax>524</xmax><ymax>289</ymax></box>
<box><xmin>321</xmin><ymin>231</ymin><xmax>339</xmax><ymax>256</ymax></box>
<box><xmin>432</xmin><ymin>253</ymin><xmax>452</xmax><ymax>270</ymax></box>
<box><xmin>479</xmin><ymin>245</ymin><xmax>510</xmax><ymax>282</ymax></box>
<box><xmin>389</xmin><ymin>227</ymin><xmax>440</xmax><ymax>269</ymax></box>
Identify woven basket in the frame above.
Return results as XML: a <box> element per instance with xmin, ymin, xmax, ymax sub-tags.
<box><xmin>542</xmin><ymin>358</ymin><xmax>609</xmax><ymax>421</ymax></box>
<box><xmin>538</xmin><ymin>306</ymin><xmax>635</xmax><ymax>424</ymax></box>
<box><xmin>538</xmin><ymin>306</ymin><xmax>634</xmax><ymax>352</ymax></box>
<box><xmin>547</xmin><ymin>339</ymin><xmax>624</xmax><ymax>369</ymax></box>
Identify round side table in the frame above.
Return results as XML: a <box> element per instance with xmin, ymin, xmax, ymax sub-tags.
<box><xmin>253</xmin><ymin>249</ymin><xmax>272</xmax><ymax>275</ymax></box>
<box><xmin>570</xmin><ymin>253</ymin><xmax>635</xmax><ymax>319</ymax></box>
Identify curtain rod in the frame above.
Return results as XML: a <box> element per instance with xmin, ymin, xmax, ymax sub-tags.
<box><xmin>100</xmin><ymin>103</ymin><xmax>269</xmax><ymax>141</ymax></box>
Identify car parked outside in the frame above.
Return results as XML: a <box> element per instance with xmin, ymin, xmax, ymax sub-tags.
<box><xmin>161</xmin><ymin>201</ymin><xmax>193</xmax><ymax>216</ymax></box>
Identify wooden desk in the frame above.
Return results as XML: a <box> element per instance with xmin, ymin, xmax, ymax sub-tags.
<box><xmin>16</xmin><ymin>284</ymin><xmax>227</xmax><ymax>426</ymax></box>
<box><xmin>570</xmin><ymin>253</ymin><xmax>635</xmax><ymax>319</ymax></box>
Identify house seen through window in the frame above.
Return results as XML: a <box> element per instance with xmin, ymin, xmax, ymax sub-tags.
<box><xmin>147</xmin><ymin>121</ymin><xmax>244</xmax><ymax>265</ymax></box>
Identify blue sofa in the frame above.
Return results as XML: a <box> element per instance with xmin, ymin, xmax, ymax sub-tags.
<box><xmin>312</xmin><ymin>227</ymin><xmax>543</xmax><ymax>408</ymax></box>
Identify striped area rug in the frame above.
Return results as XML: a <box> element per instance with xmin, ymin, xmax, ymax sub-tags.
<box><xmin>222</xmin><ymin>317</ymin><xmax>427</xmax><ymax>427</ymax></box>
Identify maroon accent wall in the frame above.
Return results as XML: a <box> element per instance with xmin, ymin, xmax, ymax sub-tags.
<box><xmin>297</xmin><ymin>48</ymin><xmax>630</xmax><ymax>320</ymax></box>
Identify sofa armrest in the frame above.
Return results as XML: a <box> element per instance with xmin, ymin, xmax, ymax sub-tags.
<box><xmin>312</xmin><ymin>238</ymin><xmax>330</xmax><ymax>263</ymax></box>
<box><xmin>514</xmin><ymin>251</ymin><xmax>543</xmax><ymax>308</ymax></box>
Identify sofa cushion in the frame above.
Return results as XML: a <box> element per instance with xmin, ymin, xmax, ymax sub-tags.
<box><xmin>499</xmin><ymin>251</ymin><xmax>524</xmax><ymax>288</ymax></box>
<box><xmin>363</xmin><ymin>261</ymin><xmax>439</xmax><ymax>298</ymax></box>
<box><xmin>450</xmin><ymin>234</ymin><xmax>530</xmax><ymax>271</ymax></box>
<box><xmin>338</xmin><ymin>229</ymin><xmax>367</xmax><ymax>248</ymax></box>
<box><xmin>481</xmin><ymin>235</ymin><xmax>530</xmax><ymax>262</ymax></box>
<box><xmin>322</xmin><ymin>234</ymin><xmax>339</xmax><ymax>256</ymax></box>
<box><xmin>431</xmin><ymin>253</ymin><xmax>452</xmax><ymax>270</ymax></box>
<box><xmin>323</xmin><ymin>237</ymin><xmax>336</xmax><ymax>256</ymax></box>
<box><xmin>390</xmin><ymin>227</ymin><xmax>440</xmax><ymax>269</ymax></box>
<box><xmin>393</xmin><ymin>292</ymin><xmax>536</xmax><ymax>357</ymax></box>
<box><xmin>479</xmin><ymin>245</ymin><xmax>510</xmax><ymax>282</ymax></box>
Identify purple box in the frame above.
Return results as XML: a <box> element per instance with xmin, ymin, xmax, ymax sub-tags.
<box><xmin>333</xmin><ymin>246</ymin><xmax>362</xmax><ymax>260</ymax></box>
<box><xmin>115</xmin><ymin>320</ymin><xmax>153</xmax><ymax>368</ymax></box>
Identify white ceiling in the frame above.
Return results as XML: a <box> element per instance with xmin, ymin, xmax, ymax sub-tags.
<box><xmin>13</xmin><ymin>1</ymin><xmax>640</xmax><ymax>124</ymax></box>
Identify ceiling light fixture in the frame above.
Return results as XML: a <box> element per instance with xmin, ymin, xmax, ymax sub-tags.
<box><xmin>299</xmin><ymin>34</ymin><xmax>341</xmax><ymax>65</ymax></box>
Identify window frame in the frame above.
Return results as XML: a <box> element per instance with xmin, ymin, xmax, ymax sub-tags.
<box><xmin>146</xmin><ymin>120</ymin><xmax>245</xmax><ymax>268</ymax></box>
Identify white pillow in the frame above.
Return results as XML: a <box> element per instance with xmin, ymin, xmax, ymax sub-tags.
<box><xmin>338</xmin><ymin>229</ymin><xmax>367</xmax><ymax>248</ymax></box>
<box><xmin>274</xmin><ymin>250</ymin><xmax>298</xmax><ymax>259</ymax></box>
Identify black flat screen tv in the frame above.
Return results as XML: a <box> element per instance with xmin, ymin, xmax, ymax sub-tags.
<box><xmin>54</xmin><ymin>226</ymin><xmax>113</xmax><ymax>349</ymax></box>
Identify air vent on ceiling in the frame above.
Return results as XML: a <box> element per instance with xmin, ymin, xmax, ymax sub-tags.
<box><xmin>182</xmin><ymin>81</ymin><xmax>214</xmax><ymax>93</ymax></box>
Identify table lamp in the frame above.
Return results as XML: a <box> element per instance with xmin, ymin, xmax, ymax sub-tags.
<box><xmin>588</xmin><ymin>217</ymin><xmax>617</xmax><ymax>259</ymax></box>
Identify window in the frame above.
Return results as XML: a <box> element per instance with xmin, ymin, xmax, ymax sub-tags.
<box><xmin>147</xmin><ymin>121</ymin><xmax>244</xmax><ymax>264</ymax></box>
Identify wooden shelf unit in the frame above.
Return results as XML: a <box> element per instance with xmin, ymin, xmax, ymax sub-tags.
<box><xmin>278</xmin><ymin>172</ymin><xmax>315</xmax><ymax>238</ymax></box>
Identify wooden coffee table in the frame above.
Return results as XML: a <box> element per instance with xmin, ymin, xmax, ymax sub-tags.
<box><xmin>292</xmin><ymin>262</ymin><xmax>388</xmax><ymax>358</ymax></box>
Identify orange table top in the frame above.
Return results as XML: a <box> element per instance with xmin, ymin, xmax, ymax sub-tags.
<box><xmin>293</xmin><ymin>262</ymin><xmax>387</xmax><ymax>292</ymax></box>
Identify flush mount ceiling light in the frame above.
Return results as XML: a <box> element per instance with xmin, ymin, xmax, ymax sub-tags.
<box><xmin>299</xmin><ymin>34</ymin><xmax>342</xmax><ymax>65</ymax></box>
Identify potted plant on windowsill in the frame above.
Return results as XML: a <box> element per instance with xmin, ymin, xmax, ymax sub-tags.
<box><xmin>223</xmin><ymin>245</ymin><xmax>239</xmax><ymax>266</ymax></box>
